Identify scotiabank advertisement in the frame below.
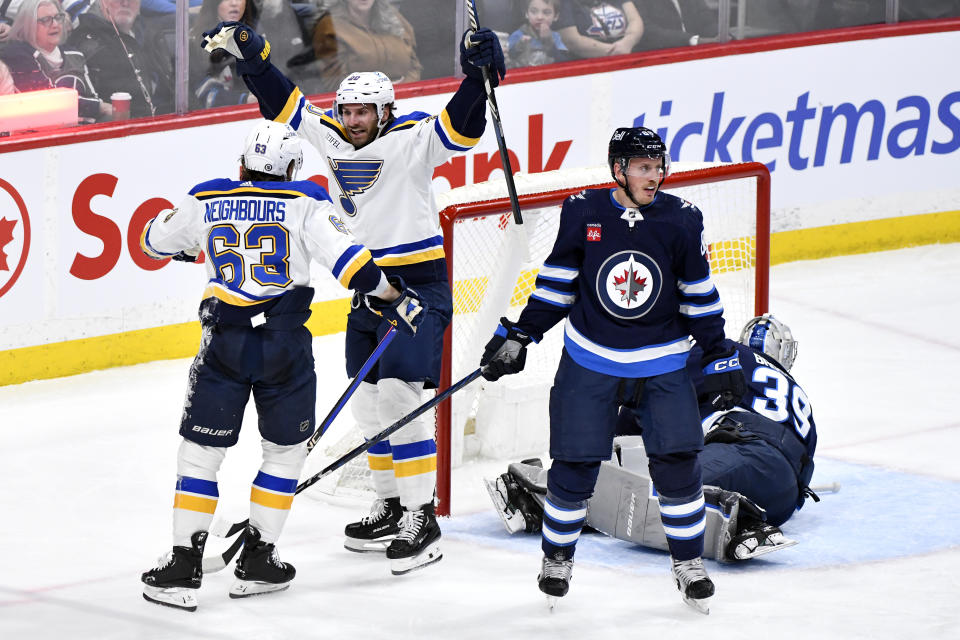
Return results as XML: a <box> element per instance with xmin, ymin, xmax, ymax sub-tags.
<box><xmin>1</xmin><ymin>29</ymin><xmax>958</xmax><ymax>350</ymax></box>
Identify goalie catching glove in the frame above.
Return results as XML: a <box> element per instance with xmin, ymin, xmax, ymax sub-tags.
<box><xmin>480</xmin><ymin>318</ymin><xmax>533</xmax><ymax>381</ymax></box>
<box><xmin>459</xmin><ymin>28</ymin><xmax>505</xmax><ymax>87</ymax></box>
<box><xmin>200</xmin><ymin>21</ymin><xmax>271</xmax><ymax>74</ymax></box>
<box><xmin>700</xmin><ymin>348</ymin><xmax>747</xmax><ymax>411</ymax></box>
<box><xmin>365</xmin><ymin>276</ymin><xmax>427</xmax><ymax>337</ymax></box>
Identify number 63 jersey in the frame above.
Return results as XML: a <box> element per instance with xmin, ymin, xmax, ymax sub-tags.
<box><xmin>140</xmin><ymin>178</ymin><xmax>386</xmax><ymax>307</ymax></box>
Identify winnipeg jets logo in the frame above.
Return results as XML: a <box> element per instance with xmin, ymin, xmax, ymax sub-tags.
<box><xmin>595</xmin><ymin>250</ymin><xmax>662</xmax><ymax>320</ymax></box>
<box><xmin>327</xmin><ymin>158</ymin><xmax>384</xmax><ymax>216</ymax></box>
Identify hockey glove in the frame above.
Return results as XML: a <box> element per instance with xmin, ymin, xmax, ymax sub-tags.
<box><xmin>171</xmin><ymin>248</ymin><xmax>200</xmax><ymax>263</ymax></box>
<box><xmin>700</xmin><ymin>348</ymin><xmax>747</xmax><ymax>411</ymax></box>
<box><xmin>365</xmin><ymin>276</ymin><xmax>427</xmax><ymax>337</ymax></box>
<box><xmin>459</xmin><ymin>28</ymin><xmax>506</xmax><ymax>87</ymax></box>
<box><xmin>480</xmin><ymin>318</ymin><xmax>532</xmax><ymax>381</ymax></box>
<box><xmin>200</xmin><ymin>21</ymin><xmax>271</xmax><ymax>73</ymax></box>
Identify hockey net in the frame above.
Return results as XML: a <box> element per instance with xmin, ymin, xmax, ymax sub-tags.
<box><xmin>304</xmin><ymin>162</ymin><xmax>770</xmax><ymax>514</ymax></box>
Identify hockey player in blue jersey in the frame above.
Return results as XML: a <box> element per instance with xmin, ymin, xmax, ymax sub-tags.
<box><xmin>487</xmin><ymin>314</ymin><xmax>817</xmax><ymax>564</ymax></box>
<box><xmin>197</xmin><ymin>18</ymin><xmax>505</xmax><ymax>575</ymax></box>
<box><xmin>480</xmin><ymin>126</ymin><xmax>746</xmax><ymax>613</ymax></box>
<box><xmin>138</xmin><ymin>120</ymin><xmax>426</xmax><ymax>612</ymax></box>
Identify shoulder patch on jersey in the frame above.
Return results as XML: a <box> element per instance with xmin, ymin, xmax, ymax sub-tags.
<box><xmin>163</xmin><ymin>208</ymin><xmax>178</xmax><ymax>223</ymax></box>
<box><xmin>382</xmin><ymin>111</ymin><xmax>432</xmax><ymax>135</ymax></box>
<box><xmin>328</xmin><ymin>215</ymin><xmax>349</xmax><ymax>234</ymax></box>
<box><xmin>586</xmin><ymin>223</ymin><xmax>602</xmax><ymax>242</ymax></box>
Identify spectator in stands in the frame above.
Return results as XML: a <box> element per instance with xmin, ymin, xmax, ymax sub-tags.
<box><xmin>1</xmin><ymin>0</ymin><xmax>25</xmax><ymax>41</ymax></box>
<box><xmin>632</xmin><ymin>0</ymin><xmax>717</xmax><ymax>50</ymax></box>
<box><xmin>899</xmin><ymin>0</ymin><xmax>960</xmax><ymax>20</ymax></box>
<box><xmin>139</xmin><ymin>0</ymin><xmax>200</xmax><ymax>15</ymax></box>
<box><xmin>555</xmin><ymin>0</ymin><xmax>644</xmax><ymax>58</ymax></box>
<box><xmin>189</xmin><ymin>0</ymin><xmax>257</xmax><ymax>108</ymax></box>
<box><xmin>0</xmin><ymin>0</ymin><xmax>112</xmax><ymax>121</ymax></box>
<box><xmin>507</xmin><ymin>0</ymin><xmax>570</xmax><ymax>68</ymax></box>
<box><xmin>67</xmin><ymin>0</ymin><xmax>173</xmax><ymax>117</ymax></box>
<box><xmin>302</xmin><ymin>0</ymin><xmax>420</xmax><ymax>92</ymax></box>
<box><xmin>0</xmin><ymin>60</ymin><xmax>13</xmax><ymax>91</ymax></box>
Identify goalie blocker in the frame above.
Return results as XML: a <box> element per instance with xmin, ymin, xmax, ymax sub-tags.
<box><xmin>485</xmin><ymin>436</ymin><xmax>796</xmax><ymax>562</ymax></box>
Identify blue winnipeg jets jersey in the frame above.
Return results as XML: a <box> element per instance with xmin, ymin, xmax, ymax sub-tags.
<box><xmin>689</xmin><ymin>339</ymin><xmax>818</xmax><ymax>462</ymax></box>
<box><xmin>514</xmin><ymin>187</ymin><xmax>727</xmax><ymax>377</ymax></box>
<box><xmin>240</xmin><ymin>66</ymin><xmax>488</xmax><ymax>285</ymax></box>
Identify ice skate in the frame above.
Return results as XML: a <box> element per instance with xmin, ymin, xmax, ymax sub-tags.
<box><xmin>141</xmin><ymin>531</ymin><xmax>207</xmax><ymax>612</ymax></box>
<box><xmin>728</xmin><ymin>523</ymin><xmax>798</xmax><ymax>560</ymax></box>
<box><xmin>229</xmin><ymin>526</ymin><xmax>295</xmax><ymax>598</ymax></box>
<box><xmin>484</xmin><ymin>474</ymin><xmax>528</xmax><ymax>534</ymax></box>
<box><xmin>537</xmin><ymin>553</ymin><xmax>573</xmax><ymax>611</ymax></box>
<box><xmin>344</xmin><ymin>496</ymin><xmax>403</xmax><ymax>553</ymax></box>
<box><xmin>671</xmin><ymin>557</ymin><xmax>714</xmax><ymax>614</ymax></box>
<box><xmin>386</xmin><ymin>503</ymin><xmax>442</xmax><ymax>575</ymax></box>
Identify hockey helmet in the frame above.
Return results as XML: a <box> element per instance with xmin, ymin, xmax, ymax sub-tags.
<box><xmin>608</xmin><ymin>127</ymin><xmax>671</xmax><ymax>181</ymax></box>
<box><xmin>333</xmin><ymin>71</ymin><xmax>395</xmax><ymax>128</ymax></box>
<box><xmin>241</xmin><ymin>121</ymin><xmax>303</xmax><ymax>180</ymax></box>
<box><xmin>739</xmin><ymin>313</ymin><xmax>798</xmax><ymax>371</ymax></box>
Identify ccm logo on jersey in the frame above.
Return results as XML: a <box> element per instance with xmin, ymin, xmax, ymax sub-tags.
<box><xmin>586</xmin><ymin>223</ymin><xmax>601</xmax><ymax>241</ymax></box>
<box><xmin>191</xmin><ymin>426</ymin><xmax>234</xmax><ymax>437</ymax></box>
<box><xmin>705</xmin><ymin>356</ymin><xmax>741</xmax><ymax>373</ymax></box>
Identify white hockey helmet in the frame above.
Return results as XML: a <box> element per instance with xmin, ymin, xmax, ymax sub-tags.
<box><xmin>333</xmin><ymin>71</ymin><xmax>395</xmax><ymax>128</ymax></box>
<box><xmin>240</xmin><ymin>121</ymin><xmax>303</xmax><ymax>180</ymax></box>
<box><xmin>739</xmin><ymin>313</ymin><xmax>798</xmax><ymax>371</ymax></box>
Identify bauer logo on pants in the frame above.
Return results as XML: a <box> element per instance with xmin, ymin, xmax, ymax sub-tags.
<box><xmin>0</xmin><ymin>178</ymin><xmax>31</xmax><ymax>299</ymax></box>
<box><xmin>594</xmin><ymin>250</ymin><xmax>662</xmax><ymax>320</ymax></box>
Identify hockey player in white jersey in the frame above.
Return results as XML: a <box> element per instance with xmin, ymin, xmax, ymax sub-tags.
<box><xmin>198</xmin><ymin>17</ymin><xmax>506</xmax><ymax>574</ymax></box>
<box><xmin>139</xmin><ymin>120</ymin><xmax>426</xmax><ymax>611</ymax></box>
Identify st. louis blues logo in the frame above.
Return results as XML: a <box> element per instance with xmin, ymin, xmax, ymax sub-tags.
<box><xmin>327</xmin><ymin>158</ymin><xmax>384</xmax><ymax>216</ymax></box>
<box><xmin>595</xmin><ymin>250</ymin><xmax>662</xmax><ymax>320</ymax></box>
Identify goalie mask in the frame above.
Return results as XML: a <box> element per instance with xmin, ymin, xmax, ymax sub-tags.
<box><xmin>241</xmin><ymin>121</ymin><xmax>303</xmax><ymax>180</ymax></box>
<box><xmin>740</xmin><ymin>314</ymin><xmax>798</xmax><ymax>371</ymax></box>
<box><xmin>333</xmin><ymin>71</ymin><xmax>395</xmax><ymax>131</ymax></box>
<box><xmin>608</xmin><ymin>126</ymin><xmax>671</xmax><ymax>185</ymax></box>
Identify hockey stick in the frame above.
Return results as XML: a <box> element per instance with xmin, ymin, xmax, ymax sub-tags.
<box><xmin>809</xmin><ymin>482</ymin><xmax>841</xmax><ymax>495</ymax></box>
<box><xmin>306</xmin><ymin>324</ymin><xmax>396</xmax><ymax>453</ymax></box>
<box><xmin>202</xmin><ymin>368</ymin><xmax>484</xmax><ymax>573</ymax></box>
<box><xmin>465</xmin><ymin>0</ymin><xmax>523</xmax><ymax>225</ymax></box>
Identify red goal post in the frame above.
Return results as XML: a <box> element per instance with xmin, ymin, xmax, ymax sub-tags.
<box><xmin>434</xmin><ymin>162</ymin><xmax>771</xmax><ymax>515</ymax></box>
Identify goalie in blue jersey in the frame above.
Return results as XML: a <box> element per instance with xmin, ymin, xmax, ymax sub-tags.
<box><xmin>479</xmin><ymin>126</ymin><xmax>746</xmax><ymax>613</ymax></box>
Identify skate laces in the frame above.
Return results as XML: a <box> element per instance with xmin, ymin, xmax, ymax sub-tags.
<box><xmin>672</xmin><ymin>558</ymin><xmax>709</xmax><ymax>584</ymax></box>
<box><xmin>361</xmin><ymin>499</ymin><xmax>388</xmax><ymax>525</ymax></box>
<box><xmin>395</xmin><ymin>510</ymin><xmax>425</xmax><ymax>542</ymax></box>
<box><xmin>542</xmin><ymin>557</ymin><xmax>573</xmax><ymax>580</ymax></box>
<box><xmin>152</xmin><ymin>550</ymin><xmax>174</xmax><ymax>571</ymax></box>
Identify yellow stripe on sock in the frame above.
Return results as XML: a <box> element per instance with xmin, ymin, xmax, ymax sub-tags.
<box><xmin>393</xmin><ymin>456</ymin><xmax>437</xmax><ymax>478</ymax></box>
<box><xmin>367</xmin><ymin>454</ymin><xmax>394</xmax><ymax>471</ymax></box>
<box><xmin>173</xmin><ymin>494</ymin><xmax>218</xmax><ymax>514</ymax></box>
<box><xmin>250</xmin><ymin>487</ymin><xmax>294</xmax><ymax>510</ymax></box>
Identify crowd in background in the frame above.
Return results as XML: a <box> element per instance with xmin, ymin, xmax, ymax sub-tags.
<box><xmin>1</xmin><ymin>0</ymin><xmax>958</xmax><ymax>131</ymax></box>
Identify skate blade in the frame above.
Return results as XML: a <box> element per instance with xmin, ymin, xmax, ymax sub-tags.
<box><xmin>344</xmin><ymin>536</ymin><xmax>393</xmax><ymax>553</ymax></box>
<box><xmin>736</xmin><ymin>537</ymin><xmax>798</xmax><ymax>560</ymax></box>
<box><xmin>142</xmin><ymin>585</ymin><xmax>198</xmax><ymax>612</ymax></box>
<box><xmin>483</xmin><ymin>478</ymin><xmax>525</xmax><ymax>534</ymax></box>
<box><xmin>682</xmin><ymin>594</ymin><xmax>711</xmax><ymax>615</ymax></box>
<box><xmin>546</xmin><ymin>595</ymin><xmax>560</xmax><ymax>611</ymax></box>
<box><xmin>228</xmin><ymin>579</ymin><xmax>291</xmax><ymax>599</ymax></box>
<box><xmin>390</xmin><ymin>540</ymin><xmax>442</xmax><ymax>576</ymax></box>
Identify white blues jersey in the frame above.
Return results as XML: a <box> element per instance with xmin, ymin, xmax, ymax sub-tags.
<box><xmin>140</xmin><ymin>178</ymin><xmax>388</xmax><ymax>306</ymax></box>
<box><xmin>241</xmin><ymin>68</ymin><xmax>489</xmax><ymax>285</ymax></box>
<box><xmin>514</xmin><ymin>187</ymin><xmax>728</xmax><ymax>377</ymax></box>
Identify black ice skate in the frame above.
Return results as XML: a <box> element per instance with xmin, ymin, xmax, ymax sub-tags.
<box><xmin>344</xmin><ymin>496</ymin><xmax>403</xmax><ymax>553</ymax></box>
<box><xmin>229</xmin><ymin>525</ymin><xmax>296</xmax><ymax>598</ymax></box>
<box><xmin>537</xmin><ymin>553</ymin><xmax>573</xmax><ymax>611</ymax></box>
<box><xmin>141</xmin><ymin>531</ymin><xmax>207</xmax><ymax>612</ymax></box>
<box><xmin>385</xmin><ymin>503</ymin><xmax>442</xmax><ymax>575</ymax></box>
<box><xmin>671</xmin><ymin>557</ymin><xmax>715</xmax><ymax>615</ymax></box>
<box><xmin>727</xmin><ymin>522</ymin><xmax>798</xmax><ymax>560</ymax></box>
